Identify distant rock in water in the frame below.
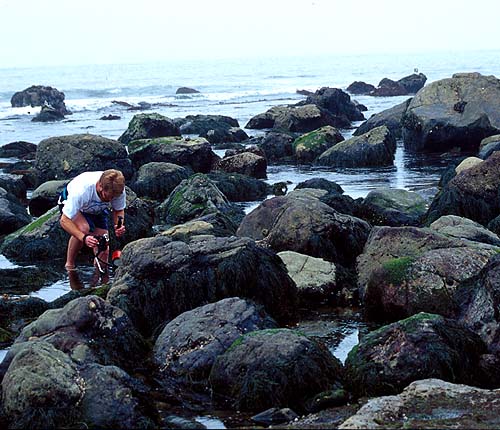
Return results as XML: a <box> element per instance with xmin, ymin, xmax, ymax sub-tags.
<box><xmin>346</xmin><ymin>73</ymin><xmax>427</xmax><ymax>96</ymax></box>
<box><xmin>31</xmin><ymin>105</ymin><xmax>65</xmax><ymax>122</ymax></box>
<box><xmin>371</xmin><ymin>78</ymin><xmax>408</xmax><ymax>97</ymax></box>
<box><xmin>296</xmin><ymin>89</ymin><xmax>314</xmax><ymax>96</ymax></box>
<box><xmin>176</xmin><ymin>87</ymin><xmax>200</xmax><ymax>94</ymax></box>
<box><xmin>99</xmin><ymin>114</ymin><xmax>121</xmax><ymax>120</ymax></box>
<box><xmin>346</xmin><ymin>81</ymin><xmax>376</xmax><ymax>95</ymax></box>
<box><xmin>11</xmin><ymin>85</ymin><xmax>71</xmax><ymax>115</ymax></box>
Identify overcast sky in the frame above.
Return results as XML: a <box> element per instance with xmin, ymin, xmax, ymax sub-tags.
<box><xmin>0</xmin><ymin>0</ymin><xmax>499</xmax><ymax>68</ymax></box>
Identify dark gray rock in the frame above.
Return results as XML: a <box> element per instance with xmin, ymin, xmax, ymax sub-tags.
<box><xmin>153</xmin><ymin>297</ymin><xmax>277</xmax><ymax>389</ymax></box>
<box><xmin>251</xmin><ymin>407</ymin><xmax>299</xmax><ymax>426</ymax></box>
<box><xmin>0</xmin><ymin>187</ymin><xmax>31</xmax><ymax>235</ymax></box>
<box><xmin>371</xmin><ymin>78</ymin><xmax>408</xmax><ymax>97</ymax></box>
<box><xmin>215</xmin><ymin>152</ymin><xmax>267</xmax><ymax>179</ymax></box>
<box><xmin>258</xmin><ymin>131</ymin><xmax>295</xmax><ymax>163</ymax></box>
<box><xmin>316</xmin><ymin>125</ymin><xmax>396</xmax><ymax>167</ymax></box>
<box><xmin>209</xmin><ymin>328</ymin><xmax>343</xmax><ymax>412</ymax></box>
<box><xmin>295</xmin><ymin>178</ymin><xmax>344</xmax><ymax>195</ymax></box>
<box><xmin>303</xmin><ymin>87</ymin><xmax>365</xmax><ymax>121</ymax></box>
<box><xmin>28</xmin><ymin>179</ymin><xmax>68</xmax><ymax>217</ymax></box>
<box><xmin>176</xmin><ymin>87</ymin><xmax>200</xmax><ymax>94</ymax></box>
<box><xmin>118</xmin><ymin>113</ymin><xmax>181</xmax><ymax>145</ymax></box>
<box><xmin>11</xmin><ymin>85</ymin><xmax>70</xmax><ymax>115</ymax></box>
<box><xmin>479</xmin><ymin>134</ymin><xmax>500</xmax><ymax>159</ymax></box>
<box><xmin>108</xmin><ymin>235</ymin><xmax>298</xmax><ymax>336</ymax></box>
<box><xmin>207</xmin><ymin>172</ymin><xmax>270</xmax><ymax>202</ymax></box>
<box><xmin>430</xmin><ymin>215</ymin><xmax>500</xmax><ymax>246</ymax></box>
<box><xmin>32</xmin><ymin>104</ymin><xmax>65</xmax><ymax>122</ymax></box>
<box><xmin>160</xmin><ymin>212</ymin><xmax>238</xmax><ymax>241</ymax></box>
<box><xmin>402</xmin><ymin>72</ymin><xmax>500</xmax><ymax>152</ymax></box>
<box><xmin>345</xmin><ymin>313</ymin><xmax>487</xmax><ymax>397</ymax></box>
<box><xmin>0</xmin><ymin>173</ymin><xmax>27</xmax><ymax>201</ymax></box>
<box><xmin>397</xmin><ymin>73</ymin><xmax>427</xmax><ymax>94</ymax></box>
<box><xmin>346</xmin><ymin>81</ymin><xmax>376</xmax><ymax>95</ymax></box>
<box><xmin>34</xmin><ymin>134</ymin><xmax>133</xmax><ymax>182</ymax></box>
<box><xmin>292</xmin><ymin>125</ymin><xmax>344</xmax><ymax>163</ymax></box>
<box><xmin>0</xmin><ymin>141</ymin><xmax>36</xmax><ymax>159</ymax></box>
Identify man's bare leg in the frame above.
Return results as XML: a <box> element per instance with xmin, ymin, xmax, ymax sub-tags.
<box><xmin>65</xmin><ymin>213</ymin><xmax>90</xmax><ymax>270</ymax></box>
<box><xmin>90</xmin><ymin>226</ymin><xmax>110</xmax><ymax>285</ymax></box>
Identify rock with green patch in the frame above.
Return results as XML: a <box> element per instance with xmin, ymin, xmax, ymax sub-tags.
<box><xmin>153</xmin><ymin>297</ymin><xmax>277</xmax><ymax>390</ymax></box>
<box><xmin>209</xmin><ymin>328</ymin><xmax>344</xmax><ymax>412</ymax></box>
<box><xmin>157</xmin><ymin>173</ymin><xmax>244</xmax><ymax>226</ymax></box>
<box><xmin>316</xmin><ymin>126</ymin><xmax>396</xmax><ymax>167</ymax></box>
<box><xmin>358</xmin><ymin>188</ymin><xmax>427</xmax><ymax>226</ymax></box>
<box><xmin>344</xmin><ymin>313</ymin><xmax>487</xmax><ymax>397</ymax></box>
<box><xmin>34</xmin><ymin>134</ymin><xmax>133</xmax><ymax>182</ymax></box>
<box><xmin>108</xmin><ymin>235</ymin><xmax>298</xmax><ymax>336</ymax></box>
<box><xmin>339</xmin><ymin>378</ymin><xmax>500</xmax><ymax>429</ymax></box>
<box><xmin>118</xmin><ymin>112</ymin><xmax>180</xmax><ymax>145</ymax></box>
<box><xmin>128</xmin><ymin>136</ymin><xmax>218</xmax><ymax>172</ymax></box>
<box><xmin>292</xmin><ymin>126</ymin><xmax>344</xmax><ymax>163</ymax></box>
<box><xmin>402</xmin><ymin>72</ymin><xmax>500</xmax><ymax>153</ymax></box>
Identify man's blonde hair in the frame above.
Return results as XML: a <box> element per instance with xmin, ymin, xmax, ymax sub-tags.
<box><xmin>100</xmin><ymin>169</ymin><xmax>125</xmax><ymax>198</ymax></box>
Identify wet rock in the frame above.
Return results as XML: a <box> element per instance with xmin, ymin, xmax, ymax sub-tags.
<box><xmin>292</xmin><ymin>125</ymin><xmax>344</xmax><ymax>163</ymax></box>
<box><xmin>426</xmin><ymin>151</ymin><xmax>500</xmax><ymax>226</ymax></box>
<box><xmin>209</xmin><ymin>328</ymin><xmax>343</xmax><ymax>412</ymax></box>
<box><xmin>339</xmin><ymin>378</ymin><xmax>500</xmax><ymax>429</ymax></box>
<box><xmin>302</xmin><ymin>87</ymin><xmax>365</xmax><ymax>121</ymax></box>
<box><xmin>0</xmin><ymin>187</ymin><xmax>31</xmax><ymax>235</ymax></box>
<box><xmin>371</xmin><ymin>78</ymin><xmax>408</xmax><ymax>97</ymax></box>
<box><xmin>0</xmin><ymin>173</ymin><xmax>28</xmax><ymax>201</ymax></box>
<box><xmin>316</xmin><ymin>126</ymin><xmax>396</xmax><ymax>167</ymax></box>
<box><xmin>215</xmin><ymin>152</ymin><xmax>267</xmax><ymax>179</ymax></box>
<box><xmin>358</xmin><ymin>188</ymin><xmax>427</xmax><ymax>226</ymax></box>
<box><xmin>0</xmin><ymin>265</ymin><xmax>60</xmax><ymax>294</ymax></box>
<box><xmin>118</xmin><ymin>113</ymin><xmax>181</xmax><ymax>144</ymax></box>
<box><xmin>1</xmin><ymin>341</ymin><xmax>83</xmax><ymax>429</ymax></box>
<box><xmin>257</xmin><ymin>131</ymin><xmax>295</xmax><ymax>163</ymax></box>
<box><xmin>99</xmin><ymin>114</ymin><xmax>121</xmax><ymax>120</ymax></box>
<box><xmin>176</xmin><ymin>87</ymin><xmax>200</xmax><ymax>94</ymax></box>
<box><xmin>157</xmin><ymin>173</ymin><xmax>244</xmax><ymax>226</ymax></box>
<box><xmin>108</xmin><ymin>235</ymin><xmax>298</xmax><ymax>336</ymax></box>
<box><xmin>128</xmin><ymin>136</ymin><xmax>218</xmax><ymax>173</ymax></box>
<box><xmin>0</xmin><ymin>297</ymin><xmax>50</xmax><ymax>338</ymax></box>
<box><xmin>160</xmin><ymin>212</ymin><xmax>238</xmax><ymax>240</ymax></box>
<box><xmin>251</xmin><ymin>407</ymin><xmax>299</xmax><ymax>426</ymax></box>
<box><xmin>354</xmin><ymin>98</ymin><xmax>411</xmax><ymax>138</ymax></box>
<box><xmin>32</xmin><ymin>104</ymin><xmax>65</xmax><ymax>122</ymax></box>
<box><xmin>295</xmin><ymin>178</ymin><xmax>344</xmax><ymax>194</ymax></box>
<box><xmin>430</xmin><ymin>215</ymin><xmax>500</xmax><ymax>246</ymax></box>
<box><xmin>207</xmin><ymin>172</ymin><xmax>269</xmax><ymax>202</ymax></box>
<box><xmin>397</xmin><ymin>73</ymin><xmax>427</xmax><ymax>94</ymax></box>
<box><xmin>402</xmin><ymin>72</ymin><xmax>500</xmax><ymax>152</ymax></box>
<box><xmin>153</xmin><ymin>297</ymin><xmax>277</xmax><ymax>389</ymax></box>
<box><xmin>130</xmin><ymin>162</ymin><xmax>191</xmax><ymax>201</ymax></box>
<box><xmin>11</xmin><ymin>85</ymin><xmax>70</xmax><ymax>115</ymax></box>
<box><xmin>346</xmin><ymin>81</ymin><xmax>376</xmax><ymax>95</ymax></box>
<box><xmin>34</xmin><ymin>134</ymin><xmax>133</xmax><ymax>182</ymax></box>
<box><xmin>237</xmin><ymin>191</ymin><xmax>371</xmax><ymax>270</ymax></box>
<box><xmin>0</xmin><ymin>141</ymin><xmax>36</xmax><ymax>159</ymax></box>
<box><xmin>478</xmin><ymin>134</ymin><xmax>500</xmax><ymax>159</ymax></box>
<box><xmin>28</xmin><ymin>179</ymin><xmax>68</xmax><ymax>217</ymax></box>
<box><xmin>344</xmin><ymin>313</ymin><xmax>487</xmax><ymax>397</ymax></box>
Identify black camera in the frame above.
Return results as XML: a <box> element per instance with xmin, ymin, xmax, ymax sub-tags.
<box><xmin>94</xmin><ymin>234</ymin><xmax>109</xmax><ymax>253</ymax></box>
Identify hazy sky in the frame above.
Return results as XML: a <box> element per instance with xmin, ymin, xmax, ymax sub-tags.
<box><xmin>1</xmin><ymin>0</ymin><xmax>499</xmax><ymax>68</ymax></box>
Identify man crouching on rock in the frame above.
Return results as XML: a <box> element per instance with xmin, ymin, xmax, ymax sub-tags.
<box><xmin>59</xmin><ymin>169</ymin><xmax>126</xmax><ymax>283</ymax></box>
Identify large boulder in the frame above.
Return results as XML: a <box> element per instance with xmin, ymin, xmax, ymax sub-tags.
<box><xmin>339</xmin><ymin>379</ymin><xmax>500</xmax><ymax>429</ymax></box>
<box><xmin>371</xmin><ymin>78</ymin><xmax>408</xmax><ymax>97</ymax></box>
<box><xmin>257</xmin><ymin>131</ymin><xmax>295</xmax><ymax>163</ymax></box>
<box><xmin>316</xmin><ymin>126</ymin><xmax>396</xmax><ymax>167</ymax></box>
<box><xmin>357</xmin><ymin>226</ymin><xmax>499</xmax><ymax>321</ymax></box>
<box><xmin>34</xmin><ymin>134</ymin><xmax>133</xmax><ymax>182</ymax></box>
<box><xmin>344</xmin><ymin>313</ymin><xmax>487</xmax><ymax>397</ymax></box>
<box><xmin>301</xmin><ymin>87</ymin><xmax>365</xmax><ymax>122</ymax></box>
<box><xmin>107</xmin><ymin>235</ymin><xmax>298</xmax><ymax>336</ymax></box>
<box><xmin>430</xmin><ymin>215</ymin><xmax>500</xmax><ymax>246</ymax></box>
<box><xmin>246</xmin><ymin>104</ymin><xmax>344</xmax><ymax>132</ymax></box>
<box><xmin>0</xmin><ymin>173</ymin><xmax>27</xmax><ymax>201</ymax></box>
<box><xmin>358</xmin><ymin>188</ymin><xmax>427</xmax><ymax>226</ymax></box>
<box><xmin>10</xmin><ymin>85</ymin><xmax>70</xmax><ymax>115</ymax></box>
<box><xmin>215</xmin><ymin>152</ymin><xmax>267</xmax><ymax>179</ymax></box>
<box><xmin>28</xmin><ymin>179</ymin><xmax>68</xmax><ymax>217</ymax></box>
<box><xmin>237</xmin><ymin>190</ymin><xmax>371</xmax><ymax>270</ymax></box>
<box><xmin>425</xmin><ymin>151</ymin><xmax>500</xmax><ymax>226</ymax></box>
<box><xmin>174</xmin><ymin>114</ymin><xmax>248</xmax><ymax>143</ymax></box>
<box><xmin>346</xmin><ymin>81</ymin><xmax>376</xmax><ymax>95</ymax></box>
<box><xmin>157</xmin><ymin>173</ymin><xmax>244</xmax><ymax>226</ymax></box>
<box><xmin>32</xmin><ymin>104</ymin><xmax>65</xmax><ymax>122</ymax></box>
<box><xmin>354</xmin><ymin>99</ymin><xmax>412</xmax><ymax>138</ymax></box>
<box><xmin>402</xmin><ymin>73</ymin><xmax>500</xmax><ymax>152</ymax></box>
<box><xmin>118</xmin><ymin>113</ymin><xmax>181</xmax><ymax>145</ymax></box>
<box><xmin>153</xmin><ymin>297</ymin><xmax>277</xmax><ymax>390</ymax></box>
<box><xmin>207</xmin><ymin>172</ymin><xmax>270</xmax><ymax>202</ymax></box>
<box><xmin>127</xmin><ymin>136</ymin><xmax>218</xmax><ymax>172</ymax></box>
<box><xmin>0</xmin><ymin>141</ymin><xmax>36</xmax><ymax>160</ymax></box>
<box><xmin>398</xmin><ymin>72</ymin><xmax>427</xmax><ymax>94</ymax></box>
<box><xmin>0</xmin><ymin>187</ymin><xmax>31</xmax><ymax>235</ymax></box>
<box><xmin>292</xmin><ymin>126</ymin><xmax>344</xmax><ymax>163</ymax></box>
<box><xmin>160</xmin><ymin>212</ymin><xmax>238</xmax><ymax>240</ymax></box>
<box><xmin>209</xmin><ymin>328</ymin><xmax>343</xmax><ymax>412</ymax></box>
<box><xmin>130</xmin><ymin>162</ymin><xmax>190</xmax><ymax>201</ymax></box>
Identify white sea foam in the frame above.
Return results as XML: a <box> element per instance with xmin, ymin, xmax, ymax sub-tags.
<box><xmin>0</xmin><ymin>104</ymin><xmax>41</xmax><ymax>119</ymax></box>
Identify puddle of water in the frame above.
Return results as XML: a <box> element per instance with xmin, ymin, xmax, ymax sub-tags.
<box><xmin>0</xmin><ymin>348</ymin><xmax>9</xmax><ymax>364</ymax></box>
<box><xmin>330</xmin><ymin>328</ymin><xmax>359</xmax><ymax>364</ymax></box>
<box><xmin>0</xmin><ymin>254</ymin><xmax>20</xmax><ymax>269</ymax></box>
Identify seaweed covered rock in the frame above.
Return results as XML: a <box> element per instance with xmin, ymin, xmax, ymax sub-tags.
<box><xmin>316</xmin><ymin>126</ymin><xmax>396</xmax><ymax>167</ymax></box>
<box><xmin>426</xmin><ymin>151</ymin><xmax>500</xmax><ymax>226</ymax></box>
<box><xmin>292</xmin><ymin>126</ymin><xmax>344</xmax><ymax>163</ymax></box>
<box><xmin>128</xmin><ymin>136</ymin><xmax>218</xmax><ymax>172</ymax></box>
<box><xmin>153</xmin><ymin>298</ymin><xmax>277</xmax><ymax>390</ymax></box>
<box><xmin>108</xmin><ymin>235</ymin><xmax>298</xmax><ymax>336</ymax></box>
<box><xmin>157</xmin><ymin>173</ymin><xmax>244</xmax><ymax>226</ymax></box>
<box><xmin>209</xmin><ymin>328</ymin><xmax>343</xmax><ymax>412</ymax></box>
<box><xmin>34</xmin><ymin>134</ymin><xmax>133</xmax><ymax>182</ymax></box>
<box><xmin>118</xmin><ymin>113</ymin><xmax>180</xmax><ymax>144</ymax></box>
<box><xmin>344</xmin><ymin>313</ymin><xmax>487</xmax><ymax>397</ymax></box>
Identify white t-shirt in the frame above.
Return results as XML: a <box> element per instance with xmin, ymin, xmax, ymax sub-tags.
<box><xmin>61</xmin><ymin>171</ymin><xmax>126</xmax><ymax>219</ymax></box>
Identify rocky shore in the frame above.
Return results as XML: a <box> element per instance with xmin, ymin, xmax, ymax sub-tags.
<box><xmin>1</xmin><ymin>72</ymin><xmax>500</xmax><ymax>429</ymax></box>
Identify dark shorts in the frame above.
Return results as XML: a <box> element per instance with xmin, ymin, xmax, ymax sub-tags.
<box><xmin>82</xmin><ymin>210</ymin><xmax>109</xmax><ymax>232</ymax></box>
